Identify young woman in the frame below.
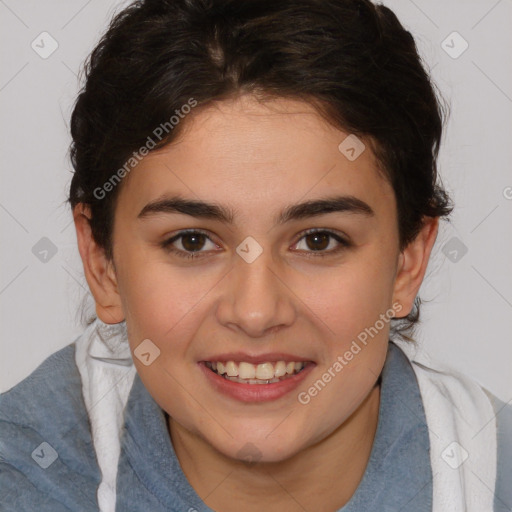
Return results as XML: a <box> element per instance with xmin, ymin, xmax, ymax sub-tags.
<box><xmin>1</xmin><ymin>0</ymin><xmax>510</xmax><ymax>511</ymax></box>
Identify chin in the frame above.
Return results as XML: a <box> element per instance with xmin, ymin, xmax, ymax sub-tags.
<box><xmin>207</xmin><ymin>426</ymin><xmax>309</xmax><ymax>465</ymax></box>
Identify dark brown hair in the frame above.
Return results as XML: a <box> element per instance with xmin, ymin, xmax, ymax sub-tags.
<box><xmin>68</xmin><ymin>0</ymin><xmax>453</xmax><ymax>339</ymax></box>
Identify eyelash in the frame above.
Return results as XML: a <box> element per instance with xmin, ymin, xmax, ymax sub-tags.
<box><xmin>160</xmin><ymin>228</ymin><xmax>351</xmax><ymax>260</ymax></box>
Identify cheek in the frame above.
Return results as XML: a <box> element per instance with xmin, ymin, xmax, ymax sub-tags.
<box><xmin>116</xmin><ymin>252</ymin><xmax>228</xmax><ymax>383</ymax></box>
<box><xmin>299</xmin><ymin>250</ymin><xmax>398</xmax><ymax>340</ymax></box>
<box><xmin>116</xmin><ymin>247</ymin><xmax>207</xmax><ymax>330</ymax></box>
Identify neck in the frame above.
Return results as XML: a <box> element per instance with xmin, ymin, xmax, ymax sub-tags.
<box><xmin>168</xmin><ymin>382</ymin><xmax>381</xmax><ymax>512</ymax></box>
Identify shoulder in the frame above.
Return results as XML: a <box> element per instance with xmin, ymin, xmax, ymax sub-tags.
<box><xmin>1</xmin><ymin>343</ymin><xmax>79</xmax><ymax>423</ymax></box>
<box><xmin>0</xmin><ymin>342</ymin><xmax>101</xmax><ymax>511</ymax></box>
<box><xmin>485</xmin><ymin>391</ymin><xmax>512</xmax><ymax>511</ymax></box>
<box><xmin>484</xmin><ymin>389</ymin><xmax>512</xmax><ymax>437</ymax></box>
<box><xmin>409</xmin><ymin>357</ymin><xmax>511</xmax><ymax>432</ymax></box>
<box><xmin>408</xmin><ymin>356</ymin><xmax>512</xmax><ymax>510</ymax></box>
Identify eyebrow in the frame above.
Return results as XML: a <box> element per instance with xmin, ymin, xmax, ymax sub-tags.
<box><xmin>137</xmin><ymin>194</ymin><xmax>374</xmax><ymax>224</ymax></box>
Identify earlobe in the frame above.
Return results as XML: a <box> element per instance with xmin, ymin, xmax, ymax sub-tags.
<box><xmin>392</xmin><ymin>217</ymin><xmax>439</xmax><ymax>318</ymax></box>
<box><xmin>73</xmin><ymin>204</ymin><xmax>125</xmax><ymax>324</ymax></box>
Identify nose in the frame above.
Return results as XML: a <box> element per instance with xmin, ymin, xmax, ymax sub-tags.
<box><xmin>215</xmin><ymin>249</ymin><xmax>297</xmax><ymax>338</ymax></box>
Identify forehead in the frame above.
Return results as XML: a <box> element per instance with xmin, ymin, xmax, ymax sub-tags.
<box><xmin>117</xmin><ymin>95</ymin><xmax>395</xmax><ymax>222</ymax></box>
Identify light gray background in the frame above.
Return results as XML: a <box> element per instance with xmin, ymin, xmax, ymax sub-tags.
<box><xmin>1</xmin><ymin>0</ymin><xmax>511</xmax><ymax>401</ymax></box>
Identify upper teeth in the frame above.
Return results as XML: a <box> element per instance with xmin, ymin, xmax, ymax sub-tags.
<box><xmin>206</xmin><ymin>360</ymin><xmax>305</xmax><ymax>380</ymax></box>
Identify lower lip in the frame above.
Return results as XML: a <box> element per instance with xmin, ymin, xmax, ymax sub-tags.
<box><xmin>199</xmin><ymin>362</ymin><xmax>315</xmax><ymax>402</ymax></box>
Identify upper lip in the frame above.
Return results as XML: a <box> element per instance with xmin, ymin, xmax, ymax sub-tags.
<box><xmin>201</xmin><ymin>352</ymin><xmax>314</xmax><ymax>364</ymax></box>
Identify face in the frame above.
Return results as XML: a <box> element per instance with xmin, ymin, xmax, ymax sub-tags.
<box><xmin>82</xmin><ymin>95</ymin><xmax>428</xmax><ymax>463</ymax></box>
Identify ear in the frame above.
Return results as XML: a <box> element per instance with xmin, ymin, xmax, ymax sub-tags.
<box><xmin>392</xmin><ymin>217</ymin><xmax>439</xmax><ymax>318</ymax></box>
<box><xmin>73</xmin><ymin>204</ymin><xmax>124</xmax><ymax>324</ymax></box>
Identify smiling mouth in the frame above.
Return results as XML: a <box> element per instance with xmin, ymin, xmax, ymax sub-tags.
<box><xmin>204</xmin><ymin>360</ymin><xmax>309</xmax><ymax>384</ymax></box>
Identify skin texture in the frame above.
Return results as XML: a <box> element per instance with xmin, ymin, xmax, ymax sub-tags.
<box><xmin>74</xmin><ymin>94</ymin><xmax>438</xmax><ymax>511</ymax></box>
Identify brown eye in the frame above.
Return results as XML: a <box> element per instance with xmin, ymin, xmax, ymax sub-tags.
<box><xmin>304</xmin><ymin>232</ymin><xmax>330</xmax><ymax>251</ymax></box>
<box><xmin>161</xmin><ymin>230</ymin><xmax>219</xmax><ymax>259</ymax></box>
<box><xmin>180</xmin><ymin>232</ymin><xmax>207</xmax><ymax>252</ymax></box>
<box><xmin>293</xmin><ymin>229</ymin><xmax>350</xmax><ymax>257</ymax></box>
